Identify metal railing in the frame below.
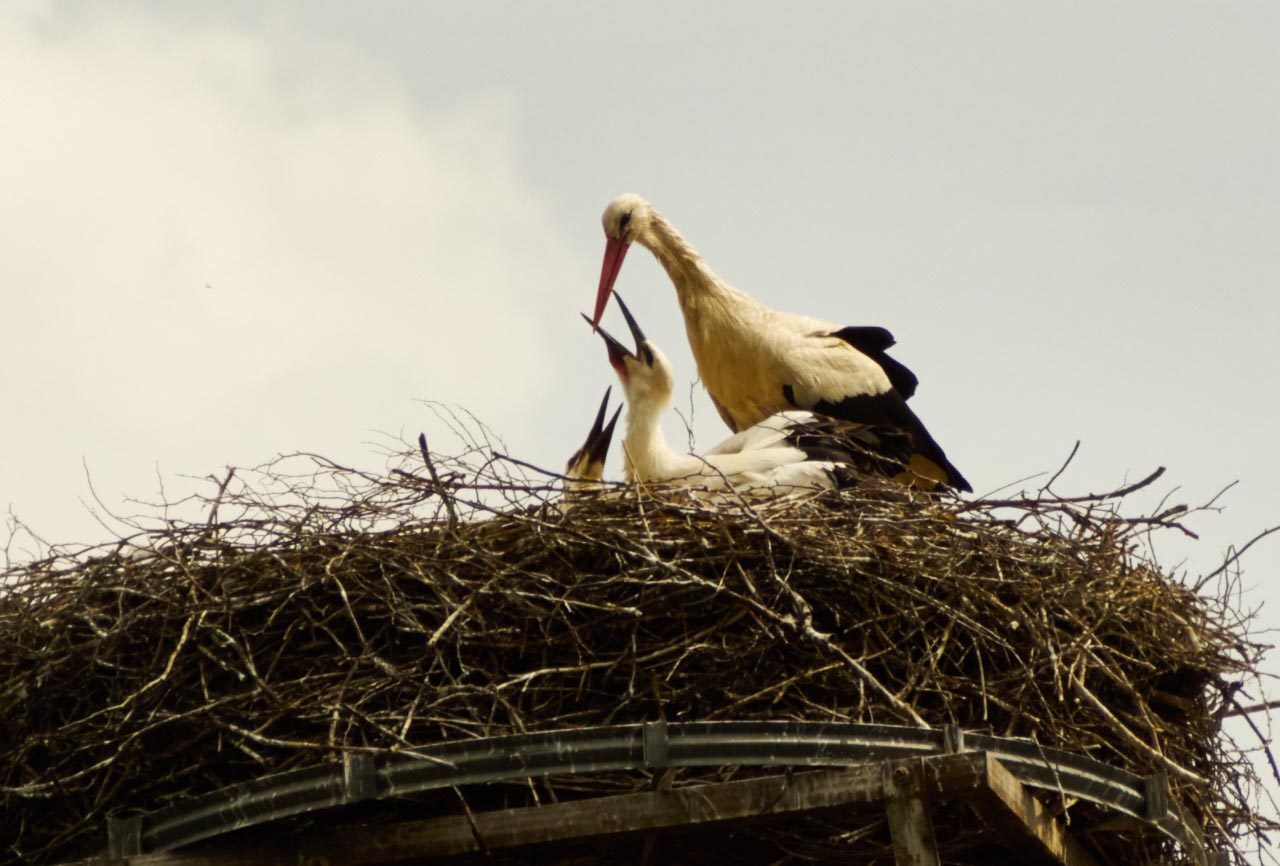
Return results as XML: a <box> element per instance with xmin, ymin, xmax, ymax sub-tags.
<box><xmin>106</xmin><ymin>720</ymin><xmax>1214</xmax><ymax>864</ymax></box>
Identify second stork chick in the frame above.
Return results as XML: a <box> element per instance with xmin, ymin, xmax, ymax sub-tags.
<box><xmin>564</xmin><ymin>387</ymin><xmax>622</xmax><ymax>489</ymax></box>
<box><xmin>589</xmin><ymin>294</ymin><xmax>912</xmax><ymax>494</ymax></box>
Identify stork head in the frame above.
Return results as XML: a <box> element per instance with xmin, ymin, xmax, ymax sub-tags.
<box><xmin>583</xmin><ymin>292</ymin><xmax>673</xmax><ymax>415</ymax></box>
<box><xmin>564</xmin><ymin>387</ymin><xmax>622</xmax><ymax>486</ymax></box>
<box><xmin>593</xmin><ymin>193</ymin><xmax>654</xmax><ymax>327</ymax></box>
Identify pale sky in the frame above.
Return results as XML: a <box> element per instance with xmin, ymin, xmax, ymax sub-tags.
<box><xmin>3</xmin><ymin>0</ymin><xmax>1279</xmax><ymax>847</ymax></box>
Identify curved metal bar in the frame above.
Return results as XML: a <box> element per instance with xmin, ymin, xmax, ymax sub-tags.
<box><xmin>125</xmin><ymin>721</ymin><xmax>1207</xmax><ymax>861</ymax></box>
<box><xmin>965</xmin><ymin>732</ymin><xmax>1147</xmax><ymax>816</ymax></box>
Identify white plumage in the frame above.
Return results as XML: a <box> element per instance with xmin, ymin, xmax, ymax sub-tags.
<box><xmin>592</xmin><ymin>193</ymin><xmax>970</xmax><ymax>492</ymax></box>
<box><xmin>591</xmin><ymin>295</ymin><xmax>909</xmax><ymax>495</ymax></box>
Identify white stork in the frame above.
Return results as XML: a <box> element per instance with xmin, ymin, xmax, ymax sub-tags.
<box><xmin>590</xmin><ymin>295</ymin><xmax>914</xmax><ymax>494</ymax></box>
<box><xmin>564</xmin><ymin>387</ymin><xmax>622</xmax><ymax>487</ymax></box>
<box><xmin>592</xmin><ymin>193</ymin><xmax>971</xmax><ymax>492</ymax></box>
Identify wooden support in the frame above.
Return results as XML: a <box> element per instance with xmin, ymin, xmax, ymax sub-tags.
<box><xmin>882</xmin><ymin>759</ymin><xmax>941</xmax><ymax>866</ymax></box>
<box><xmin>932</xmin><ymin>752</ymin><xmax>1103</xmax><ymax>866</ymax></box>
<box><xmin>76</xmin><ymin>761</ymin><xmax>896</xmax><ymax>866</ymax></box>
<box><xmin>106</xmin><ymin>816</ymin><xmax>143</xmax><ymax>858</ymax></box>
<box><xmin>66</xmin><ymin>752</ymin><xmax>1107</xmax><ymax>866</ymax></box>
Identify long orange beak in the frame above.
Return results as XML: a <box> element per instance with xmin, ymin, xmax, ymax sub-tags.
<box><xmin>592</xmin><ymin>235</ymin><xmax>630</xmax><ymax>327</ymax></box>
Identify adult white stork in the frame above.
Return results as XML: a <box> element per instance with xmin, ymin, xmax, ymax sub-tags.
<box><xmin>564</xmin><ymin>387</ymin><xmax>622</xmax><ymax>487</ymax></box>
<box><xmin>592</xmin><ymin>193</ymin><xmax>971</xmax><ymax>492</ymax></box>
<box><xmin>590</xmin><ymin>295</ymin><xmax>914</xmax><ymax>494</ymax></box>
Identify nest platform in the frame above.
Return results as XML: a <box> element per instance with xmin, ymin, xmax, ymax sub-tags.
<box><xmin>0</xmin><ymin>437</ymin><xmax>1268</xmax><ymax>865</ymax></box>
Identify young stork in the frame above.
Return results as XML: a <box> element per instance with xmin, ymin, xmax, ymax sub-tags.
<box><xmin>590</xmin><ymin>295</ymin><xmax>913</xmax><ymax>494</ymax></box>
<box><xmin>564</xmin><ymin>388</ymin><xmax>622</xmax><ymax>487</ymax></box>
<box><xmin>592</xmin><ymin>194</ymin><xmax>971</xmax><ymax>492</ymax></box>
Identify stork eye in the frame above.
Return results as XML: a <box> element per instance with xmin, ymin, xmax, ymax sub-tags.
<box><xmin>640</xmin><ymin>344</ymin><xmax>655</xmax><ymax>366</ymax></box>
<box><xmin>619</xmin><ymin>211</ymin><xmax>632</xmax><ymax>235</ymax></box>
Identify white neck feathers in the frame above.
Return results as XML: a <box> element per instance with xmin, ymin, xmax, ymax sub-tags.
<box><xmin>621</xmin><ymin>394</ymin><xmax>701</xmax><ymax>483</ymax></box>
<box><xmin>639</xmin><ymin>209</ymin><xmax>747</xmax><ymax>310</ymax></box>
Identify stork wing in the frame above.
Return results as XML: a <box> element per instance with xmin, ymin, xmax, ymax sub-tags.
<box><xmin>701</xmin><ymin>411</ymin><xmax>815</xmax><ymax>457</ymax></box>
<box><xmin>796</xmin><ymin>389</ymin><xmax>971</xmax><ymax>492</ymax></box>
<box><xmin>781</xmin><ymin>413</ymin><xmax>913</xmax><ymax>481</ymax></box>
<box><xmin>776</xmin><ymin>335</ymin><xmax>969</xmax><ymax>492</ymax></box>
<box><xmin>699</xmin><ymin>445</ymin><xmax>810</xmax><ymax>479</ymax></box>
<box><xmin>778</xmin><ymin>333</ymin><xmax>896</xmax><ymax>410</ymax></box>
<box><xmin>828</xmin><ymin>326</ymin><xmax>919</xmax><ymax>399</ymax></box>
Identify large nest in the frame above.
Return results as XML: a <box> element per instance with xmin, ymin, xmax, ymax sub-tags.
<box><xmin>0</xmin><ymin>423</ymin><xmax>1270</xmax><ymax>865</ymax></box>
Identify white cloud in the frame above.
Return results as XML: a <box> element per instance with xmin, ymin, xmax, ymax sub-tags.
<box><xmin>0</xmin><ymin>3</ymin><xmax>578</xmax><ymax>550</ymax></box>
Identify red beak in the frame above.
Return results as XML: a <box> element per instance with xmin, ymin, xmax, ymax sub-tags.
<box><xmin>592</xmin><ymin>236</ymin><xmax>630</xmax><ymax>327</ymax></box>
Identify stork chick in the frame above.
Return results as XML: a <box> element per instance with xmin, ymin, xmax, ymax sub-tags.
<box><xmin>592</xmin><ymin>193</ymin><xmax>970</xmax><ymax>492</ymax></box>
<box><xmin>564</xmin><ymin>388</ymin><xmax>622</xmax><ymax>489</ymax></box>
<box><xmin>590</xmin><ymin>294</ymin><xmax>911</xmax><ymax>494</ymax></box>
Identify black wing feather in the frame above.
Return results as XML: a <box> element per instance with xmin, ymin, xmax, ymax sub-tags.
<box><xmin>782</xmin><ymin>415</ymin><xmax>913</xmax><ymax>485</ymax></box>
<box><xmin>830</xmin><ymin>326</ymin><xmax>920</xmax><ymax>399</ymax></box>
<box><xmin>791</xmin><ymin>388</ymin><xmax>971</xmax><ymax>492</ymax></box>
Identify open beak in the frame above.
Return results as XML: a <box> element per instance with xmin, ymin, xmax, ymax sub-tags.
<box><xmin>592</xmin><ymin>235</ymin><xmax>630</xmax><ymax>327</ymax></box>
<box><xmin>584</xmin><ymin>291</ymin><xmax>650</xmax><ymax>376</ymax></box>
<box><xmin>573</xmin><ymin>388</ymin><xmax>622</xmax><ymax>473</ymax></box>
<box><xmin>587</xmin><ymin>399</ymin><xmax>623</xmax><ymax>468</ymax></box>
<box><xmin>581</xmin><ymin>312</ymin><xmax>633</xmax><ymax>375</ymax></box>
<box><xmin>584</xmin><ymin>387</ymin><xmax>613</xmax><ymax>451</ymax></box>
<box><xmin>567</xmin><ymin>388</ymin><xmax>622</xmax><ymax>477</ymax></box>
<box><xmin>612</xmin><ymin>292</ymin><xmax>647</xmax><ymax>350</ymax></box>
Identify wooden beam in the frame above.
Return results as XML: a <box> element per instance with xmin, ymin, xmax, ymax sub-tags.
<box><xmin>75</xmin><ymin>761</ymin><xmax>906</xmax><ymax>866</ymax></box>
<box><xmin>934</xmin><ymin>752</ymin><xmax>1103</xmax><ymax>866</ymax></box>
<box><xmin>882</xmin><ymin>760</ymin><xmax>941</xmax><ymax>866</ymax></box>
<box><xmin>67</xmin><ymin>752</ymin><xmax>1105</xmax><ymax>866</ymax></box>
